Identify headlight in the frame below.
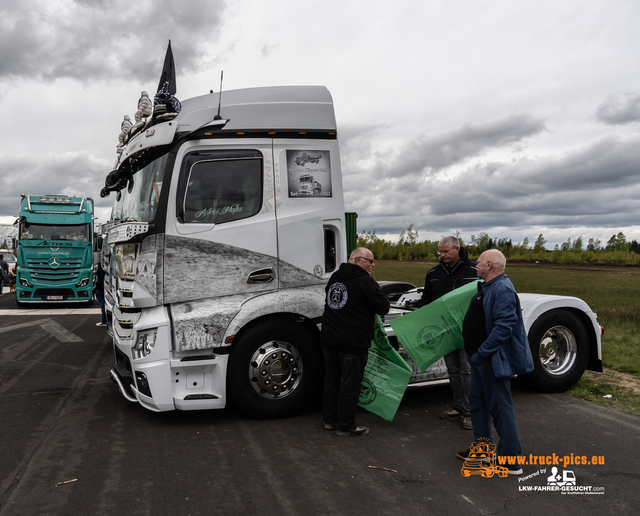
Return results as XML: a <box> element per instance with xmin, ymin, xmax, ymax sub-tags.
<box><xmin>76</xmin><ymin>278</ymin><xmax>90</xmax><ymax>288</ymax></box>
<box><xmin>19</xmin><ymin>277</ymin><xmax>32</xmax><ymax>287</ymax></box>
<box><xmin>116</xmin><ymin>244</ymin><xmax>136</xmax><ymax>279</ymax></box>
<box><xmin>133</xmin><ymin>329</ymin><xmax>157</xmax><ymax>359</ymax></box>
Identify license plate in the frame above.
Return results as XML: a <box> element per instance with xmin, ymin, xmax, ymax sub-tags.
<box><xmin>46</xmin><ymin>296</ymin><xmax>64</xmax><ymax>300</ymax></box>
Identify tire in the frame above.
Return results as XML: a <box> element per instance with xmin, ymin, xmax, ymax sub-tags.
<box><xmin>227</xmin><ymin>320</ymin><xmax>322</xmax><ymax>419</ymax></box>
<box><xmin>526</xmin><ymin>309</ymin><xmax>590</xmax><ymax>393</ymax></box>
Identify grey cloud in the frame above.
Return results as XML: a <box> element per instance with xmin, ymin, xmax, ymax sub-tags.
<box><xmin>596</xmin><ymin>93</ymin><xmax>640</xmax><ymax>125</ymax></box>
<box><xmin>406</xmin><ymin>114</ymin><xmax>546</xmax><ymax>172</ymax></box>
<box><xmin>0</xmin><ymin>0</ymin><xmax>227</xmax><ymax>83</ymax></box>
<box><xmin>342</xmin><ymin>114</ymin><xmax>546</xmax><ymax>184</ymax></box>
<box><xmin>348</xmin><ymin>133</ymin><xmax>640</xmax><ymax>236</ymax></box>
<box><xmin>0</xmin><ymin>152</ymin><xmax>111</xmax><ymax>216</ymax></box>
<box><xmin>261</xmin><ymin>44</ymin><xmax>278</xmax><ymax>58</ymax></box>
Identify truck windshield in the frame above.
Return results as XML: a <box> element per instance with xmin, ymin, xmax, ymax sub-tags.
<box><xmin>112</xmin><ymin>153</ymin><xmax>168</xmax><ymax>223</ymax></box>
<box><xmin>19</xmin><ymin>223</ymin><xmax>90</xmax><ymax>242</ymax></box>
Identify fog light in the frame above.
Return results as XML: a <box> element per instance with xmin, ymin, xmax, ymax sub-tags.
<box><xmin>133</xmin><ymin>329</ymin><xmax>158</xmax><ymax>359</ymax></box>
<box><xmin>135</xmin><ymin>372</ymin><xmax>152</xmax><ymax>397</ymax></box>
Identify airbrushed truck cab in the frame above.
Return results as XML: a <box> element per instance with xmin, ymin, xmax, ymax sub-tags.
<box><xmin>103</xmin><ymin>86</ymin><xmax>345</xmax><ymax>418</ymax></box>
<box><xmin>16</xmin><ymin>195</ymin><xmax>94</xmax><ymax>305</ymax></box>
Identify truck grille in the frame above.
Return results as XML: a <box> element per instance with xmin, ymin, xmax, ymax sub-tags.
<box><xmin>27</xmin><ymin>257</ymin><xmax>82</xmax><ymax>283</ymax></box>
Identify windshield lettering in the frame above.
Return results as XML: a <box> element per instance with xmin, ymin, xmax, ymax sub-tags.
<box><xmin>194</xmin><ymin>204</ymin><xmax>243</xmax><ymax>219</ymax></box>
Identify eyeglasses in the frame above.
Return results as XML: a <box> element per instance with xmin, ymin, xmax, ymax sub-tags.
<box><xmin>437</xmin><ymin>247</ymin><xmax>458</xmax><ymax>255</ymax></box>
<box><xmin>357</xmin><ymin>256</ymin><xmax>375</xmax><ymax>264</ymax></box>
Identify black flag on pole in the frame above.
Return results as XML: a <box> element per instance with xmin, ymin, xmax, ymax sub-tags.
<box><xmin>157</xmin><ymin>40</ymin><xmax>177</xmax><ymax>96</ymax></box>
<box><xmin>154</xmin><ymin>40</ymin><xmax>181</xmax><ymax>116</ymax></box>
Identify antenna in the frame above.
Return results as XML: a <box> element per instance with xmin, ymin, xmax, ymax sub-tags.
<box><xmin>214</xmin><ymin>71</ymin><xmax>224</xmax><ymax>120</ymax></box>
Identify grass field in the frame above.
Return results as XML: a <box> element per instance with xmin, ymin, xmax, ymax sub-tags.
<box><xmin>371</xmin><ymin>260</ymin><xmax>640</xmax><ymax>416</ymax></box>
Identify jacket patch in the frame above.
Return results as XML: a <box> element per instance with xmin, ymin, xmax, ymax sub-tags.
<box><xmin>327</xmin><ymin>282</ymin><xmax>348</xmax><ymax>309</ymax></box>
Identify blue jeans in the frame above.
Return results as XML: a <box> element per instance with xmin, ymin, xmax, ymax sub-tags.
<box><xmin>468</xmin><ymin>353</ymin><xmax>522</xmax><ymax>465</ymax></box>
<box><xmin>444</xmin><ymin>348</ymin><xmax>471</xmax><ymax>416</ymax></box>
<box><xmin>322</xmin><ymin>348</ymin><xmax>368</xmax><ymax>432</ymax></box>
<box><xmin>95</xmin><ymin>290</ymin><xmax>107</xmax><ymax>324</ymax></box>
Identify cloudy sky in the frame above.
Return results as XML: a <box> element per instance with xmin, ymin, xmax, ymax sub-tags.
<box><xmin>1</xmin><ymin>0</ymin><xmax>639</xmax><ymax>248</ymax></box>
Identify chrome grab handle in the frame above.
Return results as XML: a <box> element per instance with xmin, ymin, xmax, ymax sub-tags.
<box><xmin>247</xmin><ymin>267</ymin><xmax>275</xmax><ymax>284</ymax></box>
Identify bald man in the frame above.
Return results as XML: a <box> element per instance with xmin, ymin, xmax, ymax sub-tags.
<box><xmin>320</xmin><ymin>247</ymin><xmax>390</xmax><ymax>437</ymax></box>
<box><xmin>457</xmin><ymin>250</ymin><xmax>533</xmax><ymax>475</ymax></box>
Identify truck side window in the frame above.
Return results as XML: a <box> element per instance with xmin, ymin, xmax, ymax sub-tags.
<box><xmin>179</xmin><ymin>151</ymin><xmax>263</xmax><ymax>224</ymax></box>
<box><xmin>324</xmin><ymin>229</ymin><xmax>336</xmax><ymax>273</ymax></box>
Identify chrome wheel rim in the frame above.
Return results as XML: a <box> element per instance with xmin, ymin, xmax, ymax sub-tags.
<box><xmin>538</xmin><ymin>325</ymin><xmax>577</xmax><ymax>376</ymax></box>
<box><xmin>249</xmin><ymin>341</ymin><xmax>302</xmax><ymax>398</ymax></box>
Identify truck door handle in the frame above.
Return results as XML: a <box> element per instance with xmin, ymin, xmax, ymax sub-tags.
<box><xmin>247</xmin><ymin>268</ymin><xmax>275</xmax><ymax>284</ymax></box>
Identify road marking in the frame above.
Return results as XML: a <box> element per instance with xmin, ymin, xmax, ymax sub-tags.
<box><xmin>0</xmin><ymin>318</ymin><xmax>83</xmax><ymax>342</ymax></box>
<box><xmin>0</xmin><ymin>309</ymin><xmax>101</xmax><ymax>315</ymax></box>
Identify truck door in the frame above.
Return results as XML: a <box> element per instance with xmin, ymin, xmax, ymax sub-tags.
<box><xmin>273</xmin><ymin>140</ymin><xmax>345</xmax><ymax>287</ymax></box>
<box><xmin>164</xmin><ymin>142</ymin><xmax>279</xmax><ymax>304</ymax></box>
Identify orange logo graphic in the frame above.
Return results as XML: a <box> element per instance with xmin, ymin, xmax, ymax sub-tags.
<box><xmin>461</xmin><ymin>438</ymin><xmax>509</xmax><ymax>478</ymax></box>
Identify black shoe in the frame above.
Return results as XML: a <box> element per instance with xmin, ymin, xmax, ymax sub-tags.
<box><xmin>336</xmin><ymin>426</ymin><xmax>370</xmax><ymax>437</ymax></box>
<box><xmin>440</xmin><ymin>408</ymin><xmax>464</xmax><ymax>420</ymax></box>
<box><xmin>457</xmin><ymin>448</ymin><xmax>470</xmax><ymax>460</ymax></box>
<box><xmin>323</xmin><ymin>422</ymin><xmax>336</xmax><ymax>431</ymax></box>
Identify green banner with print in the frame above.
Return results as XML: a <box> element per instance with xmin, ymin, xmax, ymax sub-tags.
<box><xmin>359</xmin><ymin>315</ymin><xmax>412</xmax><ymax>422</ymax></box>
<box><xmin>389</xmin><ymin>281</ymin><xmax>480</xmax><ymax>371</ymax></box>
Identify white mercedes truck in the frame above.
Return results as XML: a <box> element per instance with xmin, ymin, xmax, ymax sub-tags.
<box><xmin>104</xmin><ymin>85</ymin><xmax>344</xmax><ymax>418</ymax></box>
<box><xmin>104</xmin><ymin>83</ymin><xmax>602</xmax><ymax>419</ymax></box>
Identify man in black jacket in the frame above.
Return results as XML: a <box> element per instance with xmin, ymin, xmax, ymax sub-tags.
<box><xmin>416</xmin><ymin>236</ymin><xmax>477</xmax><ymax>430</ymax></box>
<box><xmin>0</xmin><ymin>254</ymin><xmax>8</xmax><ymax>295</ymax></box>
<box><xmin>321</xmin><ymin>247</ymin><xmax>390</xmax><ymax>437</ymax></box>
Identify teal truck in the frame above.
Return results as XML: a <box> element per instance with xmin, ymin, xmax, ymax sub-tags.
<box><xmin>16</xmin><ymin>194</ymin><xmax>95</xmax><ymax>305</ymax></box>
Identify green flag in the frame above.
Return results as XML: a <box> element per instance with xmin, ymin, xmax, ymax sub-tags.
<box><xmin>359</xmin><ymin>315</ymin><xmax>412</xmax><ymax>421</ymax></box>
<box><xmin>389</xmin><ymin>280</ymin><xmax>480</xmax><ymax>371</ymax></box>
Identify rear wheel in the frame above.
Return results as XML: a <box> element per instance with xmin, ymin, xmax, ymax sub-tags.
<box><xmin>228</xmin><ymin>320</ymin><xmax>322</xmax><ymax>419</ymax></box>
<box><xmin>527</xmin><ymin>309</ymin><xmax>590</xmax><ymax>393</ymax></box>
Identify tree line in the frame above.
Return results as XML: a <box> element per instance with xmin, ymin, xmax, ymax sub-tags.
<box><xmin>357</xmin><ymin>226</ymin><xmax>640</xmax><ymax>265</ymax></box>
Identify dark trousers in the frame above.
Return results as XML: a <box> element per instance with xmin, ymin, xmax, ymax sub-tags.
<box><xmin>322</xmin><ymin>348</ymin><xmax>368</xmax><ymax>432</ymax></box>
<box><xmin>443</xmin><ymin>348</ymin><xmax>471</xmax><ymax>416</ymax></box>
<box><xmin>95</xmin><ymin>290</ymin><xmax>107</xmax><ymax>324</ymax></box>
<box><xmin>468</xmin><ymin>355</ymin><xmax>522</xmax><ymax>465</ymax></box>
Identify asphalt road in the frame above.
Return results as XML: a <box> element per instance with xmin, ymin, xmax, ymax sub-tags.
<box><xmin>0</xmin><ymin>289</ymin><xmax>638</xmax><ymax>515</ymax></box>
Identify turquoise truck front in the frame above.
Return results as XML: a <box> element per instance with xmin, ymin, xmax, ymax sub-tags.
<box><xmin>16</xmin><ymin>195</ymin><xmax>95</xmax><ymax>304</ymax></box>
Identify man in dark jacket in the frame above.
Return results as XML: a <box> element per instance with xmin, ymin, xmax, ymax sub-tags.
<box><xmin>0</xmin><ymin>254</ymin><xmax>8</xmax><ymax>295</ymax></box>
<box><xmin>416</xmin><ymin>236</ymin><xmax>477</xmax><ymax>430</ymax></box>
<box><xmin>321</xmin><ymin>247</ymin><xmax>390</xmax><ymax>437</ymax></box>
<box><xmin>94</xmin><ymin>263</ymin><xmax>107</xmax><ymax>327</ymax></box>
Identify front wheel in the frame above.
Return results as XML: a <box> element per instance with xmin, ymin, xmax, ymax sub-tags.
<box><xmin>526</xmin><ymin>309</ymin><xmax>590</xmax><ymax>393</ymax></box>
<box><xmin>227</xmin><ymin>320</ymin><xmax>322</xmax><ymax>419</ymax></box>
